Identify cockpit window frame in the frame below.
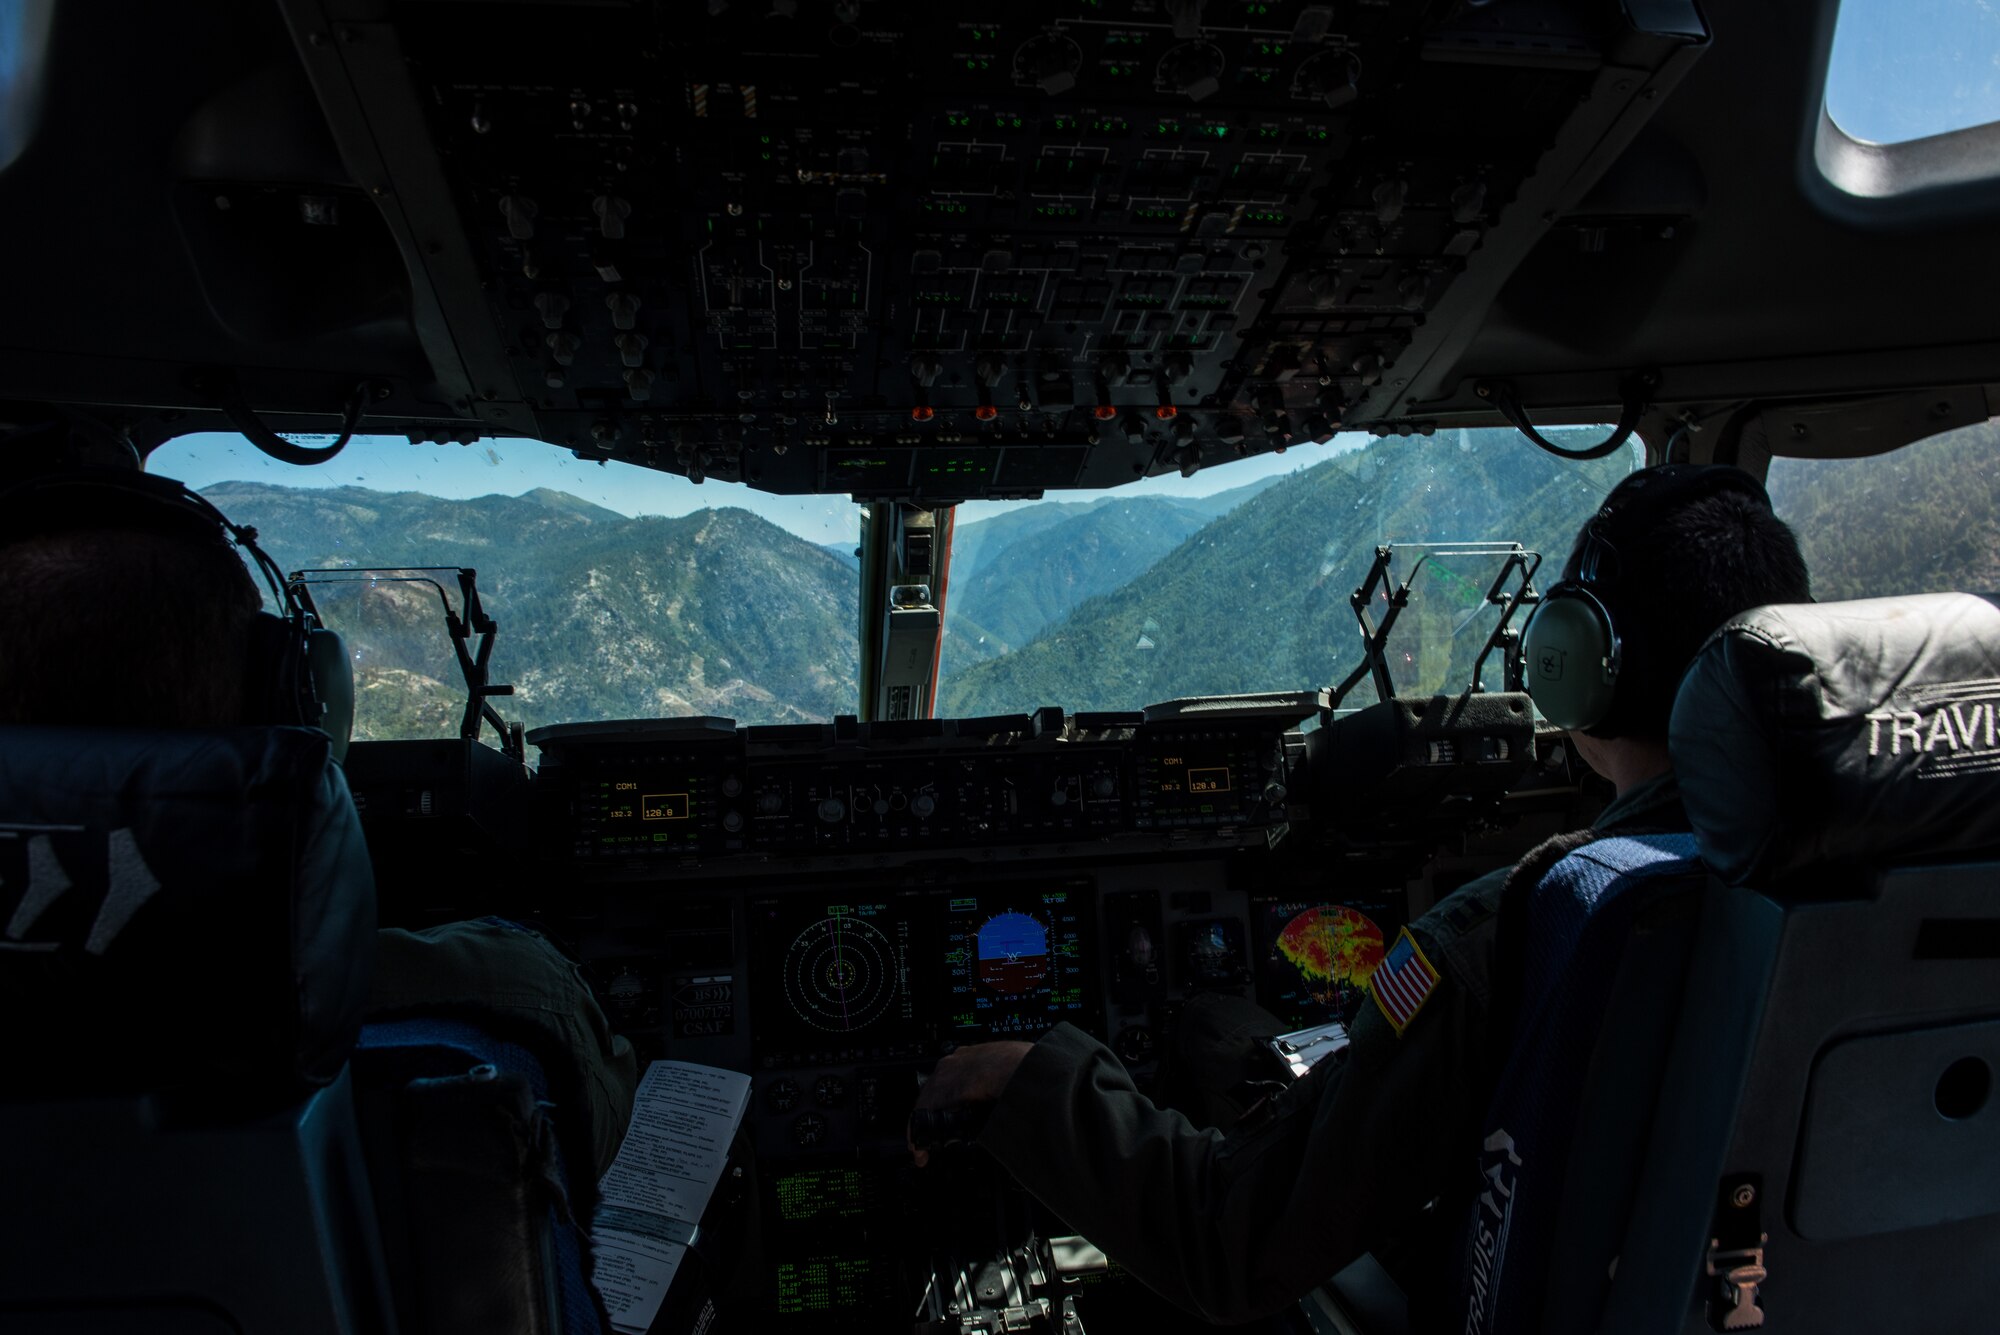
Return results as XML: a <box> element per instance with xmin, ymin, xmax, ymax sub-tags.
<box><xmin>1810</xmin><ymin>0</ymin><xmax>2000</xmax><ymax>214</ymax></box>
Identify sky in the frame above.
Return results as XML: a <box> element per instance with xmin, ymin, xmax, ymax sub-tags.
<box><xmin>1825</xmin><ymin>0</ymin><xmax>2000</xmax><ymax>144</ymax></box>
<box><xmin>151</xmin><ymin>429</ymin><xmax>1349</xmax><ymax>545</ymax></box>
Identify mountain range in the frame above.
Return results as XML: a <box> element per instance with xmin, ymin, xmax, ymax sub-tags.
<box><xmin>203</xmin><ymin>482</ymin><xmax>861</xmax><ymax>739</ymax></box>
<box><xmin>200</xmin><ymin>418</ymin><xmax>2000</xmax><ymax>740</ymax></box>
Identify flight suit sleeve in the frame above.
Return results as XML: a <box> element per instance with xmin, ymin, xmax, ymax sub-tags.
<box><xmin>976</xmin><ymin>905</ymin><xmax>1498</xmax><ymax>1324</ymax></box>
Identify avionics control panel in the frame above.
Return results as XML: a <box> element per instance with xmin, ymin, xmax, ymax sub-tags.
<box><xmin>532</xmin><ymin>705</ymin><xmax>1306</xmax><ymax>872</ymax></box>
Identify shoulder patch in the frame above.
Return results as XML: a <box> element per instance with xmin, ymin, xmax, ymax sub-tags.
<box><xmin>1371</xmin><ymin>926</ymin><xmax>1441</xmax><ymax>1036</ymax></box>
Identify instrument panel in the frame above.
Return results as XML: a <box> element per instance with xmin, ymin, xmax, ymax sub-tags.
<box><xmin>534</xmin><ymin>707</ymin><xmax>1304</xmax><ymax>870</ymax></box>
<box><xmin>351</xmin><ymin>691</ymin><xmax>1552</xmax><ymax>1328</ymax></box>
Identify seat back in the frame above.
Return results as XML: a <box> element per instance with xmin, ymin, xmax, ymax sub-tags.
<box><xmin>0</xmin><ymin>726</ymin><xmax>392</xmax><ymax>1333</ymax></box>
<box><xmin>1460</xmin><ymin>592</ymin><xmax>2000</xmax><ymax>1335</ymax></box>
<box><xmin>353</xmin><ymin>1017</ymin><xmax>608</xmax><ymax>1335</ymax></box>
<box><xmin>1621</xmin><ymin>593</ymin><xmax>2000</xmax><ymax>1334</ymax></box>
<box><xmin>1452</xmin><ymin>833</ymin><xmax>1712</xmax><ymax>1335</ymax></box>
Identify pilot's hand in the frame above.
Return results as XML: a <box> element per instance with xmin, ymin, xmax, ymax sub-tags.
<box><xmin>907</xmin><ymin>1040</ymin><xmax>1034</xmax><ymax>1168</ymax></box>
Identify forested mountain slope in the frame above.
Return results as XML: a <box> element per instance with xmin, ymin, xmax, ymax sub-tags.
<box><xmin>203</xmin><ymin>483</ymin><xmax>859</xmax><ymax>737</ymax></box>
<box><xmin>1767</xmin><ymin>419</ymin><xmax>2000</xmax><ymax>599</ymax></box>
<box><xmin>938</xmin><ymin>433</ymin><xmax>1638</xmax><ymax>716</ymax></box>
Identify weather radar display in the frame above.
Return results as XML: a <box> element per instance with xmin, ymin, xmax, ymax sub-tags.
<box><xmin>944</xmin><ymin>889</ymin><xmax>1096</xmax><ymax>1039</ymax></box>
<box><xmin>1253</xmin><ymin>901</ymin><xmax>1393</xmax><ymax>1027</ymax></box>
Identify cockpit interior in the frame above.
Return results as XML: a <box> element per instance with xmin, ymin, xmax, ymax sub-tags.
<box><xmin>4</xmin><ymin>1</ymin><xmax>2000</xmax><ymax>1333</ymax></box>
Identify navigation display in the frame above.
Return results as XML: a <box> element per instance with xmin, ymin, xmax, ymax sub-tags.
<box><xmin>941</xmin><ymin>886</ymin><xmax>1097</xmax><ymax>1041</ymax></box>
<box><xmin>750</xmin><ymin>897</ymin><xmax>922</xmax><ymax>1062</ymax></box>
<box><xmin>1251</xmin><ymin>897</ymin><xmax>1402</xmax><ymax>1028</ymax></box>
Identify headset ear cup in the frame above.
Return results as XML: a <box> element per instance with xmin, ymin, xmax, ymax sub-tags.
<box><xmin>244</xmin><ymin>611</ymin><xmax>321</xmax><ymax>729</ymax></box>
<box><xmin>1520</xmin><ymin>589</ymin><xmax>1619</xmax><ymax>731</ymax></box>
<box><xmin>306</xmin><ymin>627</ymin><xmax>354</xmax><ymax>763</ymax></box>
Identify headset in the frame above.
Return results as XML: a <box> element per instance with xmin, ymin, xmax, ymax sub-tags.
<box><xmin>1519</xmin><ymin>463</ymin><xmax>1772</xmax><ymax>733</ymax></box>
<box><xmin>0</xmin><ymin>467</ymin><xmax>354</xmax><ymax>759</ymax></box>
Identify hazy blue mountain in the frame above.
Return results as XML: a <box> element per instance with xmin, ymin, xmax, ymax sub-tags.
<box><xmin>943</xmin><ymin>498</ymin><xmax>1214</xmax><ymax>673</ymax></box>
<box><xmin>202</xmin><ymin>483</ymin><xmax>860</xmax><ymax>738</ymax></box>
<box><xmin>1174</xmin><ymin>470</ymin><xmax>1292</xmax><ymax>519</ymax></box>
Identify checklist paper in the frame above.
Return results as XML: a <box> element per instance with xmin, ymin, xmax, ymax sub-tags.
<box><xmin>592</xmin><ymin>1061</ymin><xmax>752</xmax><ymax>1335</ymax></box>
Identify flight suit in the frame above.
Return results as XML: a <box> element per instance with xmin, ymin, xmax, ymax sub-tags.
<box><xmin>977</xmin><ymin>773</ymin><xmax>1685</xmax><ymax>1327</ymax></box>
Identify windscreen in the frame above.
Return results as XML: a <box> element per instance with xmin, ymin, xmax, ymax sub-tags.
<box><xmin>152</xmin><ymin>426</ymin><xmax>1642</xmax><ymax>741</ymax></box>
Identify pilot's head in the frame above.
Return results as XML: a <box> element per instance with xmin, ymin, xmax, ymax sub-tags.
<box><xmin>1526</xmin><ymin>463</ymin><xmax>1810</xmax><ymax>770</ymax></box>
<box><xmin>0</xmin><ymin>472</ymin><xmax>264</xmax><ymax>728</ymax></box>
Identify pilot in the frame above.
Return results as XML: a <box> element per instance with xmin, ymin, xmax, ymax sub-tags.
<box><xmin>909</xmin><ymin>463</ymin><xmax>1812</xmax><ymax>1325</ymax></box>
<box><xmin>0</xmin><ymin>465</ymin><xmax>638</xmax><ymax>1178</ymax></box>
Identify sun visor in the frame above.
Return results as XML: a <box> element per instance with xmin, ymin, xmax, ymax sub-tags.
<box><xmin>1670</xmin><ymin>594</ymin><xmax>2000</xmax><ymax>888</ymax></box>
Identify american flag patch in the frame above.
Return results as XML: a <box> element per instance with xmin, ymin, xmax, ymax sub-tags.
<box><xmin>1371</xmin><ymin>927</ymin><xmax>1440</xmax><ymax>1036</ymax></box>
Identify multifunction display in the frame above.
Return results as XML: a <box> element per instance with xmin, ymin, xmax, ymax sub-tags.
<box><xmin>752</xmin><ymin>887</ymin><xmax>1101</xmax><ymax>1064</ymax></box>
<box><xmin>751</xmin><ymin>898</ymin><xmax>922</xmax><ymax>1066</ymax></box>
<box><xmin>1251</xmin><ymin>896</ymin><xmax>1404</xmax><ymax>1028</ymax></box>
<box><xmin>941</xmin><ymin>887</ymin><xmax>1097</xmax><ymax>1041</ymax></box>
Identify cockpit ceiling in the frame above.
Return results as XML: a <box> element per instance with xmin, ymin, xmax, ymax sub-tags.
<box><xmin>0</xmin><ymin>0</ymin><xmax>1995</xmax><ymax>497</ymax></box>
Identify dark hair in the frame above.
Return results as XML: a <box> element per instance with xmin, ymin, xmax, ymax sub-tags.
<box><xmin>1565</xmin><ymin>470</ymin><xmax>1812</xmax><ymax>740</ymax></box>
<box><xmin>0</xmin><ymin>526</ymin><xmax>263</xmax><ymax>727</ymax></box>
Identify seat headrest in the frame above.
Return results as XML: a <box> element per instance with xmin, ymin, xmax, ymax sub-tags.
<box><xmin>1670</xmin><ymin>594</ymin><xmax>2000</xmax><ymax>887</ymax></box>
<box><xmin>0</xmin><ymin>727</ymin><xmax>376</xmax><ymax>1097</ymax></box>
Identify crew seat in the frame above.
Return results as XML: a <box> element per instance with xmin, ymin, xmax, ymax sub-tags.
<box><xmin>1428</xmin><ymin>592</ymin><xmax>2000</xmax><ymax>1335</ymax></box>
<box><xmin>0</xmin><ymin>727</ymin><xmax>606</xmax><ymax>1334</ymax></box>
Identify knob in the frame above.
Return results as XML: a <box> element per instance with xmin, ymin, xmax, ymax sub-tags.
<box><xmin>615</xmin><ymin>332</ymin><xmax>650</xmax><ymax>367</ymax></box>
<box><xmin>911</xmin><ymin>793</ymin><xmax>937</xmax><ymax>819</ymax></box>
<box><xmin>607</xmin><ymin>291</ymin><xmax>642</xmax><ymax>330</ymax></box>
<box><xmin>1019</xmin><ymin>35</ymin><xmax>1081</xmax><ymax>96</ymax></box>
<box><xmin>756</xmin><ymin>791</ymin><xmax>785</xmax><ymax>815</ymax></box>
<box><xmin>545</xmin><ymin>331</ymin><xmax>581</xmax><ymax>366</ymax></box>
<box><xmin>908</xmin><ymin>354</ymin><xmax>942</xmax><ymax>388</ymax></box>
<box><xmin>975</xmin><ymin>355</ymin><xmax>1007</xmax><ymax>387</ymax></box>
<box><xmin>498</xmin><ymin>195</ymin><xmax>538</xmax><ymax>240</ymax></box>
<box><xmin>1114</xmin><ymin>1026</ymin><xmax>1157</xmax><ymax>1063</ymax></box>
<box><xmin>1162</xmin><ymin>42</ymin><xmax>1223</xmax><ymax>102</ymax></box>
<box><xmin>790</xmin><ymin>1111</ymin><xmax>827</xmax><ymax>1148</ymax></box>
<box><xmin>533</xmin><ymin>292</ymin><xmax>570</xmax><ymax>330</ymax></box>
<box><xmin>720</xmin><ymin>775</ymin><xmax>744</xmax><ymax>798</ymax></box>
<box><xmin>721</xmin><ymin>809</ymin><xmax>745</xmax><ymax>833</ymax></box>
<box><xmin>872</xmin><ymin>797</ymin><xmax>890</xmax><ymax>816</ymax></box>
<box><xmin>1450</xmin><ymin>180</ymin><xmax>1487</xmax><ymax>224</ymax></box>
<box><xmin>1049</xmin><ymin>788</ymin><xmax>1069</xmax><ymax>808</ymax></box>
<box><xmin>594</xmin><ymin>195</ymin><xmax>632</xmax><ymax>239</ymax></box>
<box><xmin>1163</xmin><ymin>352</ymin><xmax>1193</xmax><ymax>382</ymax></box>
<box><xmin>1301</xmin><ymin>50</ymin><xmax>1361</xmax><ymax>110</ymax></box>
<box><xmin>624</xmin><ymin>368</ymin><xmax>654</xmax><ymax>401</ymax></box>
<box><xmin>1351</xmin><ymin>352</ymin><xmax>1385</xmax><ymax>386</ymax></box>
<box><xmin>1090</xmin><ymin>775</ymin><xmax>1116</xmax><ymax>799</ymax></box>
<box><xmin>1264</xmin><ymin>781</ymin><xmax>1288</xmax><ymax>807</ymax></box>
<box><xmin>817</xmin><ymin>796</ymin><xmax>847</xmax><ymax>824</ymax></box>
